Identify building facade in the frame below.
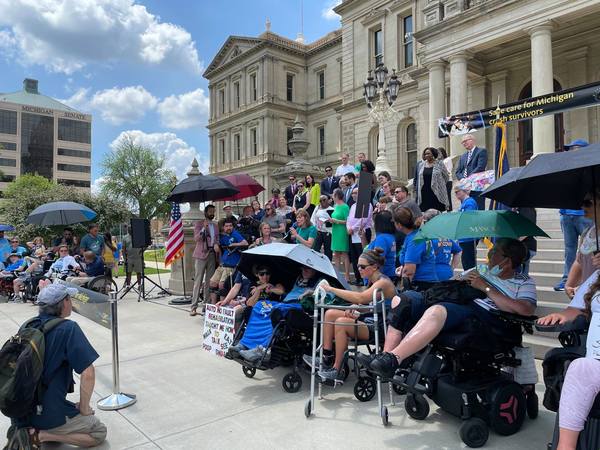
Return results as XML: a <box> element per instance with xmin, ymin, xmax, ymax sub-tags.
<box><xmin>205</xmin><ymin>0</ymin><xmax>600</xmax><ymax>198</ymax></box>
<box><xmin>0</xmin><ymin>79</ymin><xmax>92</xmax><ymax>193</ymax></box>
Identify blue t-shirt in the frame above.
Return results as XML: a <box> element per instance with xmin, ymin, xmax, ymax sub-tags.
<box><xmin>432</xmin><ymin>238</ymin><xmax>461</xmax><ymax>281</ymax></box>
<box><xmin>29</xmin><ymin>315</ymin><xmax>99</xmax><ymax>430</ymax></box>
<box><xmin>400</xmin><ymin>230</ymin><xmax>438</xmax><ymax>282</ymax></box>
<box><xmin>220</xmin><ymin>230</ymin><xmax>245</xmax><ymax>267</ymax></box>
<box><xmin>559</xmin><ymin>209</ymin><xmax>585</xmax><ymax>216</ymax></box>
<box><xmin>0</xmin><ymin>238</ymin><xmax>9</xmax><ymax>261</ymax></box>
<box><xmin>5</xmin><ymin>258</ymin><xmax>24</xmax><ymax>271</ymax></box>
<box><xmin>80</xmin><ymin>234</ymin><xmax>104</xmax><ymax>256</ymax></box>
<box><xmin>459</xmin><ymin>197</ymin><xmax>479</xmax><ymax>243</ymax></box>
<box><xmin>233</xmin><ymin>270</ymin><xmax>252</xmax><ymax>298</ymax></box>
<box><xmin>368</xmin><ymin>233</ymin><xmax>396</xmax><ymax>279</ymax></box>
<box><xmin>7</xmin><ymin>245</ymin><xmax>27</xmax><ymax>257</ymax></box>
<box><xmin>84</xmin><ymin>256</ymin><xmax>105</xmax><ymax>277</ymax></box>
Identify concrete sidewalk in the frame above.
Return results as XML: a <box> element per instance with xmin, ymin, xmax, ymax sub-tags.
<box><xmin>0</xmin><ymin>280</ymin><xmax>557</xmax><ymax>449</ymax></box>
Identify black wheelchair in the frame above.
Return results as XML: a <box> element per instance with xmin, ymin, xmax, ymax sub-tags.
<box><xmin>536</xmin><ymin>315</ymin><xmax>600</xmax><ymax>450</ymax></box>
<box><xmin>388</xmin><ymin>309</ymin><xmax>538</xmax><ymax>448</ymax></box>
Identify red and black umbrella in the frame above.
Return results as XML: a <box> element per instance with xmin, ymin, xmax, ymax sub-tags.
<box><xmin>217</xmin><ymin>174</ymin><xmax>265</xmax><ymax>201</ymax></box>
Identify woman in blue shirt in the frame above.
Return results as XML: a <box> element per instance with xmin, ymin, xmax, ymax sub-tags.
<box><xmin>455</xmin><ymin>183</ymin><xmax>479</xmax><ymax>270</ymax></box>
<box><xmin>393</xmin><ymin>207</ymin><xmax>438</xmax><ymax>290</ymax></box>
<box><xmin>367</xmin><ymin>211</ymin><xmax>397</xmax><ymax>279</ymax></box>
<box><xmin>421</xmin><ymin>209</ymin><xmax>462</xmax><ymax>281</ymax></box>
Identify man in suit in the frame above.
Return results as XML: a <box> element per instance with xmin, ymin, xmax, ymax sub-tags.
<box><xmin>454</xmin><ymin>134</ymin><xmax>488</xmax><ymax>209</ymax></box>
<box><xmin>284</xmin><ymin>175</ymin><xmax>297</xmax><ymax>206</ymax></box>
<box><xmin>343</xmin><ymin>172</ymin><xmax>357</xmax><ymax>207</ymax></box>
<box><xmin>191</xmin><ymin>204</ymin><xmax>220</xmax><ymax>316</ymax></box>
<box><xmin>320</xmin><ymin>166</ymin><xmax>339</xmax><ymax>197</ymax></box>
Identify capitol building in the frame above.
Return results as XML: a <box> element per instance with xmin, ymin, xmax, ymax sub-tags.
<box><xmin>204</xmin><ymin>0</ymin><xmax>600</xmax><ymax>201</ymax></box>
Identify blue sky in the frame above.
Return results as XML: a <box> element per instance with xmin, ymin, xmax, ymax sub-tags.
<box><xmin>0</xmin><ymin>0</ymin><xmax>341</xmax><ymax>190</ymax></box>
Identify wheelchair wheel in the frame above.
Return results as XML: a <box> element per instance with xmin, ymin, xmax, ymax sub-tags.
<box><xmin>526</xmin><ymin>391</ymin><xmax>539</xmax><ymax>419</ymax></box>
<box><xmin>282</xmin><ymin>372</ymin><xmax>302</xmax><ymax>393</ymax></box>
<box><xmin>304</xmin><ymin>399</ymin><xmax>312</xmax><ymax>418</ymax></box>
<box><xmin>489</xmin><ymin>381</ymin><xmax>526</xmax><ymax>436</ymax></box>
<box><xmin>392</xmin><ymin>383</ymin><xmax>407</xmax><ymax>396</ymax></box>
<box><xmin>405</xmin><ymin>394</ymin><xmax>430</xmax><ymax>420</ymax></box>
<box><xmin>86</xmin><ymin>275</ymin><xmax>117</xmax><ymax>295</ymax></box>
<box><xmin>354</xmin><ymin>376</ymin><xmax>376</xmax><ymax>402</ymax></box>
<box><xmin>381</xmin><ymin>405</ymin><xmax>389</xmax><ymax>426</ymax></box>
<box><xmin>459</xmin><ymin>417</ymin><xmax>489</xmax><ymax>448</ymax></box>
<box><xmin>341</xmin><ymin>361</ymin><xmax>350</xmax><ymax>381</ymax></box>
<box><xmin>242</xmin><ymin>366</ymin><xmax>256</xmax><ymax>378</ymax></box>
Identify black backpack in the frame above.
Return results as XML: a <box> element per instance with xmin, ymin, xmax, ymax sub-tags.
<box><xmin>0</xmin><ymin>317</ymin><xmax>64</xmax><ymax>419</ymax></box>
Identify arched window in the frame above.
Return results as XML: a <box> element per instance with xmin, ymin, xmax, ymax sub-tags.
<box><xmin>406</xmin><ymin>123</ymin><xmax>417</xmax><ymax>179</ymax></box>
<box><xmin>368</xmin><ymin>125</ymin><xmax>379</xmax><ymax>162</ymax></box>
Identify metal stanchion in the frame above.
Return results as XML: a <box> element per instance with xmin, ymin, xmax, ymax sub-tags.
<box><xmin>98</xmin><ymin>290</ymin><xmax>137</xmax><ymax>410</ymax></box>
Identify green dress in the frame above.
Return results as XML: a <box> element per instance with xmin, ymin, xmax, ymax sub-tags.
<box><xmin>331</xmin><ymin>203</ymin><xmax>350</xmax><ymax>252</ymax></box>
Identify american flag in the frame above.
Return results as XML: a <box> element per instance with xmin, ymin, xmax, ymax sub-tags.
<box><xmin>165</xmin><ymin>203</ymin><xmax>184</xmax><ymax>266</ymax></box>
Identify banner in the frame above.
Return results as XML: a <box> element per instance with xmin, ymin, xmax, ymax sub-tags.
<box><xmin>202</xmin><ymin>304</ymin><xmax>235</xmax><ymax>357</ymax></box>
<box><xmin>57</xmin><ymin>280</ymin><xmax>111</xmax><ymax>329</ymax></box>
<box><xmin>438</xmin><ymin>80</ymin><xmax>600</xmax><ymax>137</ymax></box>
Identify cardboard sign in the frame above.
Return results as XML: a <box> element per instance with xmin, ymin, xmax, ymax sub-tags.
<box><xmin>355</xmin><ymin>171</ymin><xmax>372</xmax><ymax>219</ymax></box>
<box><xmin>202</xmin><ymin>304</ymin><xmax>235</xmax><ymax>357</ymax></box>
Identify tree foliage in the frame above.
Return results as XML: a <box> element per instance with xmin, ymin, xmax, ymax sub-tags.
<box><xmin>100</xmin><ymin>133</ymin><xmax>176</xmax><ymax>219</ymax></box>
<box><xmin>0</xmin><ymin>175</ymin><xmax>131</xmax><ymax>242</ymax></box>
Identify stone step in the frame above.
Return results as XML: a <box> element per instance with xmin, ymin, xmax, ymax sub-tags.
<box><xmin>524</xmin><ymin>333</ymin><xmax>559</xmax><ymax>360</ymax></box>
<box><xmin>536</xmin><ymin>299</ymin><xmax>569</xmax><ymax>317</ymax></box>
<box><xmin>535</xmin><ymin>239</ymin><xmax>565</xmax><ymax>250</ymax></box>
<box><xmin>477</xmin><ymin>247</ymin><xmax>564</xmax><ymax>261</ymax></box>
<box><xmin>536</xmin><ymin>286</ymin><xmax>571</xmax><ymax>304</ymax></box>
<box><xmin>528</xmin><ymin>270</ymin><xmax>563</xmax><ymax>286</ymax></box>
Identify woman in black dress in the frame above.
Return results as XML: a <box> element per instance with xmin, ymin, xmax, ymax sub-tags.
<box><xmin>413</xmin><ymin>147</ymin><xmax>449</xmax><ymax>212</ymax></box>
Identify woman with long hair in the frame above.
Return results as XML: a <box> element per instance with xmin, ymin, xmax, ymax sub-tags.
<box><xmin>251</xmin><ymin>199</ymin><xmax>265</xmax><ymax>221</ymax></box>
<box><xmin>438</xmin><ymin>147</ymin><xmax>453</xmax><ymax>211</ymax></box>
<box><xmin>305</xmin><ymin>174</ymin><xmax>320</xmax><ymax>216</ymax></box>
<box><xmin>251</xmin><ymin>222</ymin><xmax>276</xmax><ymax>247</ymax></box>
<box><xmin>347</xmin><ymin>186</ymin><xmax>373</xmax><ymax>285</ymax></box>
<box><xmin>290</xmin><ymin>209</ymin><xmax>317</xmax><ymax>248</ymax></box>
<box><xmin>311</xmin><ymin>195</ymin><xmax>333</xmax><ymax>260</ymax></box>
<box><xmin>414</xmin><ymin>147</ymin><xmax>449</xmax><ymax>212</ymax></box>
<box><xmin>310</xmin><ymin>247</ymin><xmax>396</xmax><ymax>384</ymax></box>
<box><xmin>261</xmin><ymin>205</ymin><xmax>285</xmax><ymax>239</ymax></box>
<box><xmin>292</xmin><ymin>180</ymin><xmax>307</xmax><ymax>212</ymax></box>
<box><xmin>102</xmin><ymin>231</ymin><xmax>117</xmax><ymax>278</ymax></box>
<box><xmin>330</xmin><ymin>188</ymin><xmax>351</xmax><ymax>281</ymax></box>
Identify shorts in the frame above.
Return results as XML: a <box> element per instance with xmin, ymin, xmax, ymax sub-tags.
<box><xmin>126</xmin><ymin>259</ymin><xmax>143</xmax><ymax>273</ymax></box>
<box><xmin>388</xmin><ymin>290</ymin><xmax>504</xmax><ymax>334</ymax></box>
<box><xmin>45</xmin><ymin>414</ymin><xmax>107</xmax><ymax>446</ymax></box>
<box><xmin>210</xmin><ymin>266</ymin><xmax>235</xmax><ymax>284</ymax></box>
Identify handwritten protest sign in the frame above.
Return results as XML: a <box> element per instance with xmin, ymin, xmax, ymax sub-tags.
<box><xmin>202</xmin><ymin>304</ymin><xmax>235</xmax><ymax>357</ymax></box>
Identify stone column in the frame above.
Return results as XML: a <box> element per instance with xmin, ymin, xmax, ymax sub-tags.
<box><xmin>166</xmin><ymin>158</ymin><xmax>203</xmax><ymax>296</ymax></box>
<box><xmin>529</xmin><ymin>23</ymin><xmax>555</xmax><ymax>155</ymax></box>
<box><xmin>449</xmin><ymin>52</ymin><xmax>469</xmax><ymax>155</ymax></box>
<box><xmin>428</xmin><ymin>61</ymin><xmax>446</xmax><ymax>149</ymax></box>
<box><xmin>566</xmin><ymin>47</ymin><xmax>589</xmax><ymax>143</ymax></box>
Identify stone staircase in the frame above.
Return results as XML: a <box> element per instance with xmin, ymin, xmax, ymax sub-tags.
<box><xmin>474</xmin><ymin>208</ymin><xmax>569</xmax><ymax>359</ymax></box>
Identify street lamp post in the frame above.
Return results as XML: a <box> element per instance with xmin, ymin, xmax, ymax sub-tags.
<box><xmin>363</xmin><ymin>63</ymin><xmax>401</xmax><ymax>175</ymax></box>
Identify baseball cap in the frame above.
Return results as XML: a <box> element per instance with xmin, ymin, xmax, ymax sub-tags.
<box><xmin>564</xmin><ymin>139</ymin><xmax>589</xmax><ymax>150</ymax></box>
<box><xmin>37</xmin><ymin>283</ymin><xmax>78</xmax><ymax>306</ymax></box>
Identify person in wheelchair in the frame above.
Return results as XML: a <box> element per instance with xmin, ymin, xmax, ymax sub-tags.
<box><xmin>12</xmin><ymin>248</ymin><xmax>49</xmax><ymax>301</ymax></box>
<box><xmin>366</xmin><ymin>238</ymin><xmax>536</xmax><ymax>379</ymax></box>
<box><xmin>538</xmin><ymin>270</ymin><xmax>600</xmax><ymax>450</ymax></box>
<box><xmin>310</xmin><ymin>247</ymin><xmax>396</xmax><ymax>384</ymax></box>
<box><xmin>0</xmin><ymin>252</ymin><xmax>26</xmax><ymax>277</ymax></box>
<box><xmin>65</xmin><ymin>251</ymin><xmax>104</xmax><ymax>286</ymax></box>
<box><xmin>46</xmin><ymin>245</ymin><xmax>78</xmax><ymax>280</ymax></box>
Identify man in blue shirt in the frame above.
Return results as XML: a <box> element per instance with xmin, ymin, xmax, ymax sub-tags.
<box><xmin>79</xmin><ymin>224</ymin><xmax>104</xmax><ymax>257</ymax></box>
<box><xmin>66</xmin><ymin>251</ymin><xmax>105</xmax><ymax>286</ymax></box>
<box><xmin>7</xmin><ymin>237</ymin><xmax>28</xmax><ymax>258</ymax></box>
<box><xmin>29</xmin><ymin>283</ymin><xmax>106</xmax><ymax>447</ymax></box>
<box><xmin>209</xmin><ymin>218</ymin><xmax>248</xmax><ymax>303</ymax></box>
<box><xmin>555</xmin><ymin>139</ymin><xmax>593</xmax><ymax>291</ymax></box>
<box><xmin>455</xmin><ymin>183</ymin><xmax>479</xmax><ymax>270</ymax></box>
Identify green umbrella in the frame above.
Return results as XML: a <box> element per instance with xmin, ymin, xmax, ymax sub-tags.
<box><xmin>413</xmin><ymin>210</ymin><xmax>549</xmax><ymax>242</ymax></box>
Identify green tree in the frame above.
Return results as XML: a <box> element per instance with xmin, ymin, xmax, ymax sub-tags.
<box><xmin>0</xmin><ymin>175</ymin><xmax>130</xmax><ymax>242</ymax></box>
<box><xmin>100</xmin><ymin>133</ymin><xmax>175</xmax><ymax>219</ymax></box>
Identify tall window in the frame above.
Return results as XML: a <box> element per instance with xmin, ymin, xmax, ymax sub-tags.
<box><xmin>0</xmin><ymin>110</ymin><xmax>17</xmax><ymax>135</ymax></box>
<box><xmin>250</xmin><ymin>128</ymin><xmax>257</xmax><ymax>156</ymax></box>
<box><xmin>403</xmin><ymin>15</ymin><xmax>414</xmax><ymax>68</ymax></box>
<box><xmin>250</xmin><ymin>73</ymin><xmax>257</xmax><ymax>101</ymax></box>
<box><xmin>318</xmin><ymin>71</ymin><xmax>325</xmax><ymax>100</ymax></box>
<box><xmin>233</xmin><ymin>81</ymin><xmax>240</xmax><ymax>109</ymax></box>
<box><xmin>373</xmin><ymin>28</ymin><xmax>383</xmax><ymax>67</ymax></box>
<box><xmin>58</xmin><ymin>118</ymin><xmax>91</xmax><ymax>144</ymax></box>
<box><xmin>219</xmin><ymin>89</ymin><xmax>225</xmax><ymax>114</ymax></box>
<box><xmin>318</xmin><ymin>126</ymin><xmax>325</xmax><ymax>156</ymax></box>
<box><xmin>219</xmin><ymin>139</ymin><xmax>225</xmax><ymax>163</ymax></box>
<box><xmin>234</xmin><ymin>134</ymin><xmax>241</xmax><ymax>160</ymax></box>
<box><xmin>406</xmin><ymin>123</ymin><xmax>417</xmax><ymax>179</ymax></box>
<box><xmin>286</xmin><ymin>127</ymin><xmax>293</xmax><ymax>156</ymax></box>
<box><xmin>286</xmin><ymin>74</ymin><xmax>294</xmax><ymax>102</ymax></box>
<box><xmin>21</xmin><ymin>113</ymin><xmax>54</xmax><ymax>179</ymax></box>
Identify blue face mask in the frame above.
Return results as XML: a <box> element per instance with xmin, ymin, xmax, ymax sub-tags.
<box><xmin>489</xmin><ymin>264</ymin><xmax>502</xmax><ymax>277</ymax></box>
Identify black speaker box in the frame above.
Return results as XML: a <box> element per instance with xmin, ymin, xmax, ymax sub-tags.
<box><xmin>131</xmin><ymin>218</ymin><xmax>151</xmax><ymax>248</ymax></box>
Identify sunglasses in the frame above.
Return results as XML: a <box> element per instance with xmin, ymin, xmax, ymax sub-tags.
<box><xmin>265</xmin><ymin>208</ymin><xmax>272</xmax><ymax>211</ymax></box>
<box><xmin>394</xmin><ymin>190</ymin><xmax>402</xmax><ymax>194</ymax></box>
<box><xmin>258</xmin><ymin>271</ymin><xmax>270</xmax><ymax>276</ymax></box>
<box><xmin>357</xmin><ymin>264</ymin><xmax>372</xmax><ymax>270</ymax></box>
<box><xmin>325</xmin><ymin>169</ymin><xmax>332</xmax><ymax>172</ymax></box>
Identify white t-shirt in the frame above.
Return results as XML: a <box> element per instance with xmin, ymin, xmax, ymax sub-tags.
<box><xmin>335</xmin><ymin>163</ymin><xmax>354</xmax><ymax>177</ymax></box>
<box><xmin>568</xmin><ymin>270</ymin><xmax>600</xmax><ymax>358</ymax></box>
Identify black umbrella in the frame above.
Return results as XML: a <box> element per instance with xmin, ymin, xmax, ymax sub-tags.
<box><xmin>481</xmin><ymin>145</ymin><xmax>600</xmax><ymax>209</ymax></box>
<box><xmin>166</xmin><ymin>174</ymin><xmax>239</xmax><ymax>203</ymax></box>
<box><xmin>27</xmin><ymin>201</ymin><xmax>97</xmax><ymax>226</ymax></box>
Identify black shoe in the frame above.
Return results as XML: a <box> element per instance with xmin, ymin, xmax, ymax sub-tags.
<box><xmin>370</xmin><ymin>352</ymin><xmax>400</xmax><ymax>379</ymax></box>
<box><xmin>355</xmin><ymin>352</ymin><xmax>377</xmax><ymax>369</ymax></box>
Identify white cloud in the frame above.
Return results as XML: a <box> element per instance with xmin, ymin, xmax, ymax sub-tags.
<box><xmin>110</xmin><ymin>130</ymin><xmax>209</xmax><ymax>180</ymax></box>
<box><xmin>157</xmin><ymin>88</ymin><xmax>209</xmax><ymax>130</ymax></box>
<box><xmin>91</xmin><ymin>176</ymin><xmax>107</xmax><ymax>195</ymax></box>
<box><xmin>0</xmin><ymin>0</ymin><xmax>203</xmax><ymax>74</ymax></box>
<box><xmin>0</xmin><ymin>29</ymin><xmax>16</xmax><ymax>59</ymax></box>
<box><xmin>321</xmin><ymin>0</ymin><xmax>342</xmax><ymax>20</ymax></box>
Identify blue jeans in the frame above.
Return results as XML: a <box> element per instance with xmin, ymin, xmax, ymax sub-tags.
<box><xmin>560</xmin><ymin>215</ymin><xmax>593</xmax><ymax>280</ymax></box>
